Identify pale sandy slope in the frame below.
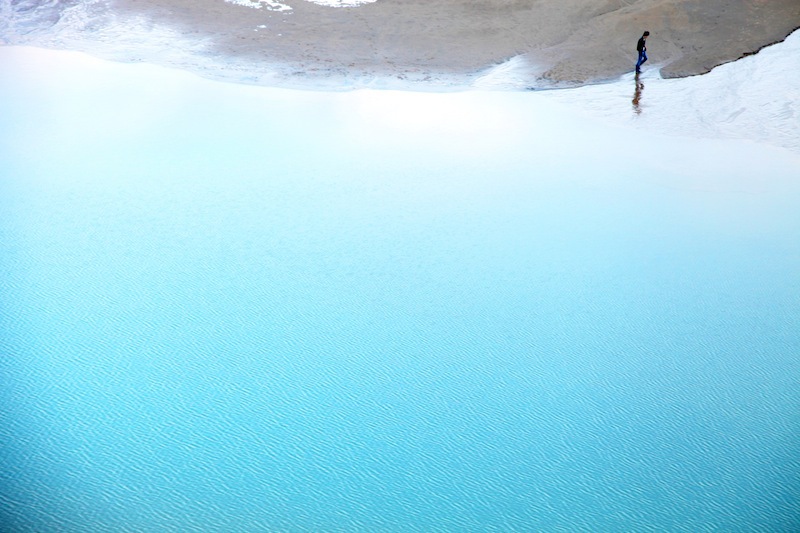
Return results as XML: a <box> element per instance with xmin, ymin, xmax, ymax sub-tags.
<box><xmin>105</xmin><ymin>0</ymin><xmax>799</xmax><ymax>87</ymax></box>
<box><xmin>2</xmin><ymin>0</ymin><xmax>799</xmax><ymax>89</ymax></box>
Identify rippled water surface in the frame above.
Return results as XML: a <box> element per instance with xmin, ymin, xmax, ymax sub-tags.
<box><xmin>1</xmin><ymin>48</ymin><xmax>799</xmax><ymax>531</ymax></box>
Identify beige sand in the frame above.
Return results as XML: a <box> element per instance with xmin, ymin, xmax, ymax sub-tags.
<box><xmin>111</xmin><ymin>0</ymin><xmax>799</xmax><ymax>88</ymax></box>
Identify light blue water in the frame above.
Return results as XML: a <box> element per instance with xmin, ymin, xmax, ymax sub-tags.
<box><xmin>1</xmin><ymin>49</ymin><xmax>800</xmax><ymax>532</ymax></box>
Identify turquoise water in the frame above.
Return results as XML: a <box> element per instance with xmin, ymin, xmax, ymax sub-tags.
<box><xmin>2</xmin><ymin>49</ymin><xmax>800</xmax><ymax>531</ymax></box>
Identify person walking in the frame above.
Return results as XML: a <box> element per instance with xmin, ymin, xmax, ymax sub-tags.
<box><xmin>635</xmin><ymin>31</ymin><xmax>650</xmax><ymax>73</ymax></box>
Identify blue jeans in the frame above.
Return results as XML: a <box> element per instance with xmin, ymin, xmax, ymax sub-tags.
<box><xmin>636</xmin><ymin>50</ymin><xmax>648</xmax><ymax>71</ymax></box>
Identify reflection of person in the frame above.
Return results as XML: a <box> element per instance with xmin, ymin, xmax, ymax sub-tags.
<box><xmin>632</xmin><ymin>76</ymin><xmax>644</xmax><ymax>115</ymax></box>
<box><xmin>635</xmin><ymin>31</ymin><xmax>650</xmax><ymax>73</ymax></box>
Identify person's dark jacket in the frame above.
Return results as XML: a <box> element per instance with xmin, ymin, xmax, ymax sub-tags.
<box><xmin>637</xmin><ymin>37</ymin><xmax>647</xmax><ymax>53</ymax></box>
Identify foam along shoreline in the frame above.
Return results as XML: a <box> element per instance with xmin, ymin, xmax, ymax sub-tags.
<box><xmin>1</xmin><ymin>0</ymin><xmax>799</xmax><ymax>90</ymax></box>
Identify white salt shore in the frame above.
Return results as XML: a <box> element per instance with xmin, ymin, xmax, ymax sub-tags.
<box><xmin>536</xmin><ymin>30</ymin><xmax>800</xmax><ymax>155</ymax></box>
<box><xmin>0</xmin><ymin>30</ymin><xmax>798</xmax><ymax>162</ymax></box>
